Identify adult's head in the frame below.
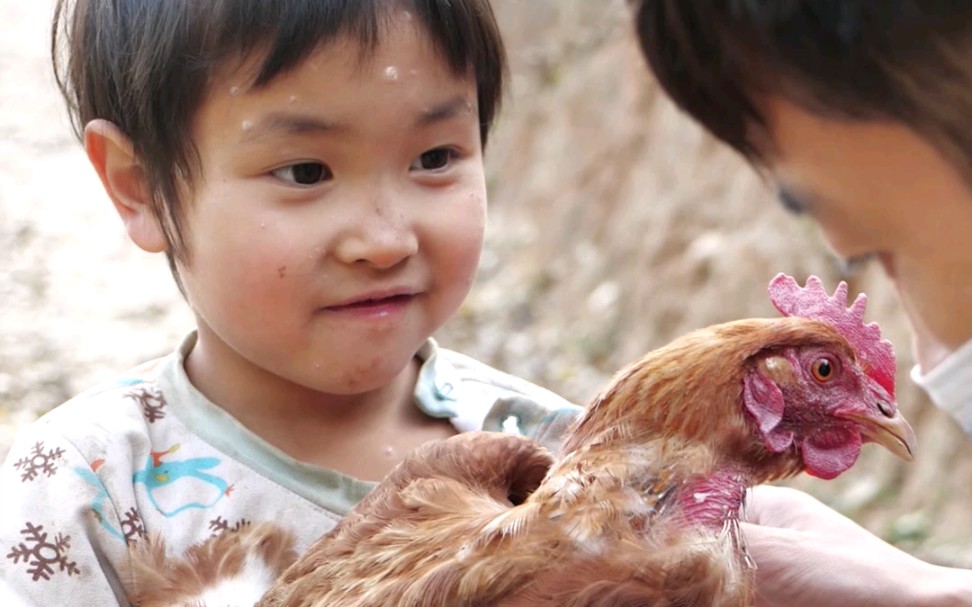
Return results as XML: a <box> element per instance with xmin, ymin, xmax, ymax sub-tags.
<box><xmin>633</xmin><ymin>1</ymin><xmax>972</xmax><ymax>372</ymax></box>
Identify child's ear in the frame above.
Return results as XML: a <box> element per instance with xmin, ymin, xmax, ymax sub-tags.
<box><xmin>84</xmin><ymin>119</ymin><xmax>168</xmax><ymax>253</ymax></box>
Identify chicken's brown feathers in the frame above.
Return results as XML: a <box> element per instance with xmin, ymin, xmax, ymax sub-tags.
<box><xmin>130</xmin><ymin>522</ymin><xmax>297</xmax><ymax>607</ymax></box>
<box><xmin>259</xmin><ymin>433</ymin><xmax>556</xmax><ymax>607</ymax></box>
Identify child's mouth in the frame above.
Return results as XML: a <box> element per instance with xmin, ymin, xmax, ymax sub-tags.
<box><xmin>334</xmin><ymin>294</ymin><xmax>412</xmax><ymax>310</ymax></box>
<box><xmin>324</xmin><ymin>293</ymin><xmax>416</xmax><ymax>317</ymax></box>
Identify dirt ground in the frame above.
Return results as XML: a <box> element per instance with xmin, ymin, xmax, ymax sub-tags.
<box><xmin>3</xmin><ymin>0</ymin><xmax>972</xmax><ymax>566</ymax></box>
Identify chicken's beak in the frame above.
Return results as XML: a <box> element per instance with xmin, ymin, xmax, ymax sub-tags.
<box><xmin>846</xmin><ymin>405</ymin><xmax>917</xmax><ymax>462</ymax></box>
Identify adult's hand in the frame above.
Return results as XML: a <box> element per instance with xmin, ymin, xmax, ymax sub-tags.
<box><xmin>743</xmin><ymin>485</ymin><xmax>972</xmax><ymax>607</ymax></box>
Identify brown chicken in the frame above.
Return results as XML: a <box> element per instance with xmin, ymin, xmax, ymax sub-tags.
<box><xmin>129</xmin><ymin>522</ymin><xmax>297</xmax><ymax>607</ymax></box>
<box><xmin>258</xmin><ymin>274</ymin><xmax>917</xmax><ymax>607</ymax></box>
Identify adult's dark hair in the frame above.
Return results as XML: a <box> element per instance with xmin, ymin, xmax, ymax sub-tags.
<box><xmin>633</xmin><ymin>1</ymin><xmax>972</xmax><ymax>181</ymax></box>
<box><xmin>52</xmin><ymin>0</ymin><xmax>507</xmax><ymax>273</ymax></box>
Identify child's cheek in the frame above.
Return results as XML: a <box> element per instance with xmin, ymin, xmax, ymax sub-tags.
<box><xmin>244</xmin><ymin>246</ymin><xmax>294</xmax><ymax>283</ymax></box>
<box><xmin>246</xmin><ymin>212</ymin><xmax>314</xmax><ymax>272</ymax></box>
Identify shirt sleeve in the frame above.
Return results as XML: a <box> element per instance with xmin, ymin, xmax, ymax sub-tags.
<box><xmin>0</xmin><ymin>424</ymin><xmax>131</xmax><ymax>606</ymax></box>
<box><xmin>482</xmin><ymin>395</ymin><xmax>582</xmax><ymax>455</ymax></box>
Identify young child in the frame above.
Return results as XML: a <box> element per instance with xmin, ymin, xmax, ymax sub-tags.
<box><xmin>0</xmin><ymin>1</ymin><xmax>579</xmax><ymax>603</ymax></box>
<box><xmin>632</xmin><ymin>1</ymin><xmax>972</xmax><ymax>605</ymax></box>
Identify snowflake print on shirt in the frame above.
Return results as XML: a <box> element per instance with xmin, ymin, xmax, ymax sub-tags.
<box><xmin>6</xmin><ymin>522</ymin><xmax>80</xmax><ymax>582</ymax></box>
<box><xmin>119</xmin><ymin>507</ymin><xmax>146</xmax><ymax>545</ymax></box>
<box><xmin>13</xmin><ymin>442</ymin><xmax>66</xmax><ymax>482</ymax></box>
<box><xmin>209</xmin><ymin>516</ymin><xmax>251</xmax><ymax>536</ymax></box>
<box><xmin>127</xmin><ymin>385</ymin><xmax>167</xmax><ymax>423</ymax></box>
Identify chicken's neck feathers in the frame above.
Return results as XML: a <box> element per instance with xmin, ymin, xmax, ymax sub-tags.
<box><xmin>560</xmin><ymin>318</ymin><xmax>841</xmax><ymax>487</ymax></box>
<box><xmin>561</xmin><ymin>326</ymin><xmax>756</xmax><ymax>456</ymax></box>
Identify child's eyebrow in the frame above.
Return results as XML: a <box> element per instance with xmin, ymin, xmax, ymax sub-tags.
<box><xmin>240</xmin><ymin>113</ymin><xmax>346</xmax><ymax>143</ymax></box>
<box><xmin>414</xmin><ymin>96</ymin><xmax>476</xmax><ymax>128</ymax></box>
<box><xmin>239</xmin><ymin>96</ymin><xmax>475</xmax><ymax>144</ymax></box>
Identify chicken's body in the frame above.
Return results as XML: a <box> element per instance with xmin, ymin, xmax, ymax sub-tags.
<box><xmin>259</xmin><ymin>276</ymin><xmax>916</xmax><ymax>607</ymax></box>
<box><xmin>130</xmin><ymin>522</ymin><xmax>297</xmax><ymax>607</ymax></box>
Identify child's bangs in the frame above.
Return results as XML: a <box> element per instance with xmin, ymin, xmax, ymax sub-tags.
<box><xmin>198</xmin><ymin>0</ymin><xmax>504</xmax><ymax>142</ymax></box>
<box><xmin>197</xmin><ymin>0</ymin><xmax>496</xmax><ymax>88</ymax></box>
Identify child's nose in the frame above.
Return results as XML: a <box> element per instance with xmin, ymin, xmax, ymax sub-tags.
<box><xmin>333</xmin><ymin>208</ymin><xmax>419</xmax><ymax>270</ymax></box>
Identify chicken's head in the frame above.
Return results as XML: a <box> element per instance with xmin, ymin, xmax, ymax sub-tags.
<box><xmin>743</xmin><ymin>274</ymin><xmax>916</xmax><ymax>480</ymax></box>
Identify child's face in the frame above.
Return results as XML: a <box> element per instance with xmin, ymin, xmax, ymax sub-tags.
<box><xmin>177</xmin><ymin>18</ymin><xmax>486</xmax><ymax>397</ymax></box>
<box><xmin>762</xmin><ymin>96</ymin><xmax>972</xmax><ymax>372</ymax></box>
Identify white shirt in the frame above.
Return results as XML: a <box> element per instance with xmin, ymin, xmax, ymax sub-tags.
<box><xmin>0</xmin><ymin>333</ymin><xmax>580</xmax><ymax>605</ymax></box>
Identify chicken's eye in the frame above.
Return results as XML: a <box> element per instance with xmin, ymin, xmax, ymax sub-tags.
<box><xmin>810</xmin><ymin>357</ymin><xmax>835</xmax><ymax>383</ymax></box>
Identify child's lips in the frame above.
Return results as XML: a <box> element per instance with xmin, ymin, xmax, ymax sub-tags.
<box><xmin>322</xmin><ymin>292</ymin><xmax>418</xmax><ymax>318</ymax></box>
<box><xmin>328</xmin><ymin>293</ymin><xmax>413</xmax><ymax>311</ymax></box>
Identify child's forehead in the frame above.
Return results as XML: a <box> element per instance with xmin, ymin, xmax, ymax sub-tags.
<box><xmin>192</xmin><ymin>23</ymin><xmax>479</xmax><ymax>142</ymax></box>
<box><xmin>206</xmin><ymin>19</ymin><xmax>465</xmax><ymax>99</ymax></box>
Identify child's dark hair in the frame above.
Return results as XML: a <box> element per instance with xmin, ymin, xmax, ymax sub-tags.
<box><xmin>632</xmin><ymin>1</ymin><xmax>972</xmax><ymax>181</ymax></box>
<box><xmin>52</xmin><ymin>0</ymin><xmax>506</xmax><ymax>275</ymax></box>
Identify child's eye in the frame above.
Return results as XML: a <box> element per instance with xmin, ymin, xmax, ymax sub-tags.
<box><xmin>410</xmin><ymin>147</ymin><xmax>457</xmax><ymax>172</ymax></box>
<box><xmin>271</xmin><ymin>162</ymin><xmax>333</xmax><ymax>185</ymax></box>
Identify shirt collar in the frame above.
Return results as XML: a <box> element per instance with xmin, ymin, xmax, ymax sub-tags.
<box><xmin>413</xmin><ymin>337</ymin><xmax>464</xmax><ymax>419</ymax></box>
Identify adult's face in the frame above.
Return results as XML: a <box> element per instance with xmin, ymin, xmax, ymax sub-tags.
<box><xmin>763</xmin><ymin>96</ymin><xmax>972</xmax><ymax>372</ymax></box>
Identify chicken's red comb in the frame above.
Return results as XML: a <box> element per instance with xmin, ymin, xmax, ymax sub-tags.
<box><xmin>768</xmin><ymin>273</ymin><xmax>895</xmax><ymax>397</ymax></box>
